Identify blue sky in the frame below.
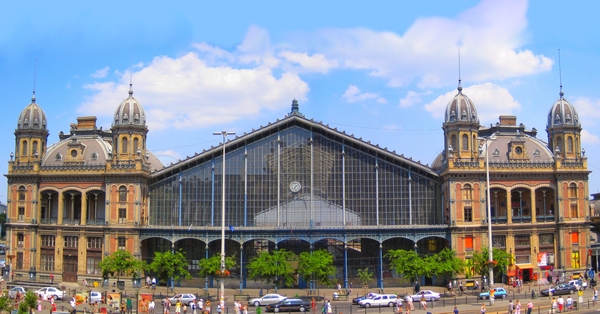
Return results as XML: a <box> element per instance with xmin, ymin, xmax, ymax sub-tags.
<box><xmin>2</xmin><ymin>0</ymin><xmax>600</xmax><ymax>203</ymax></box>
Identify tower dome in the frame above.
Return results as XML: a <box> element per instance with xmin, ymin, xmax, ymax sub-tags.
<box><xmin>444</xmin><ymin>81</ymin><xmax>478</xmax><ymax>124</ymax></box>
<box><xmin>546</xmin><ymin>90</ymin><xmax>580</xmax><ymax>129</ymax></box>
<box><xmin>17</xmin><ymin>93</ymin><xmax>47</xmax><ymax>131</ymax></box>
<box><xmin>113</xmin><ymin>84</ymin><xmax>146</xmax><ymax>127</ymax></box>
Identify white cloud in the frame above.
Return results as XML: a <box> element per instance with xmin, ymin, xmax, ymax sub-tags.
<box><xmin>342</xmin><ymin>85</ymin><xmax>387</xmax><ymax>104</ymax></box>
<box><xmin>293</xmin><ymin>0</ymin><xmax>551</xmax><ymax>88</ymax></box>
<box><xmin>278</xmin><ymin>51</ymin><xmax>338</xmax><ymax>74</ymax></box>
<box><xmin>78</xmin><ymin>52</ymin><xmax>309</xmax><ymax>131</ymax></box>
<box><xmin>581</xmin><ymin>129</ymin><xmax>600</xmax><ymax>145</ymax></box>
<box><xmin>153</xmin><ymin>149</ymin><xmax>183</xmax><ymax>165</ymax></box>
<box><xmin>573</xmin><ymin>96</ymin><xmax>600</xmax><ymax>127</ymax></box>
<box><xmin>399</xmin><ymin>90</ymin><xmax>432</xmax><ymax>108</ymax></box>
<box><xmin>424</xmin><ymin>83</ymin><xmax>521</xmax><ymax>124</ymax></box>
<box><xmin>91</xmin><ymin>66</ymin><xmax>110</xmax><ymax>78</ymax></box>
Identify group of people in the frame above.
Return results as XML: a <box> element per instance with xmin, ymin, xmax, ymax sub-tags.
<box><xmin>391</xmin><ymin>293</ymin><xmax>426</xmax><ymax>314</ymax></box>
<box><xmin>161</xmin><ymin>297</ymin><xmax>235</xmax><ymax>314</ymax></box>
<box><xmin>146</xmin><ymin>276</ymin><xmax>158</xmax><ymax>290</ymax></box>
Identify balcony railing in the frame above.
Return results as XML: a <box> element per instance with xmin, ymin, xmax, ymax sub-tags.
<box><xmin>41</xmin><ymin>218</ymin><xmax>58</xmax><ymax>225</ymax></box>
<box><xmin>86</xmin><ymin>219</ymin><xmax>105</xmax><ymax>226</ymax></box>
<box><xmin>63</xmin><ymin>219</ymin><xmax>81</xmax><ymax>225</ymax></box>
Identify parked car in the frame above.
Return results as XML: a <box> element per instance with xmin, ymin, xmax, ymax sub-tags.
<box><xmin>540</xmin><ymin>283</ymin><xmax>577</xmax><ymax>296</ymax></box>
<box><xmin>567</xmin><ymin>280</ymin><xmax>582</xmax><ymax>290</ymax></box>
<box><xmin>352</xmin><ymin>293</ymin><xmax>377</xmax><ymax>305</ymax></box>
<box><xmin>89</xmin><ymin>291</ymin><xmax>103</xmax><ymax>303</ymax></box>
<box><xmin>478</xmin><ymin>288</ymin><xmax>508</xmax><ymax>300</ymax></box>
<box><xmin>35</xmin><ymin>287</ymin><xmax>64</xmax><ymax>300</ymax></box>
<box><xmin>167</xmin><ymin>294</ymin><xmax>197</xmax><ymax>305</ymax></box>
<box><xmin>8</xmin><ymin>286</ymin><xmax>26</xmax><ymax>299</ymax></box>
<box><xmin>266</xmin><ymin>299</ymin><xmax>311</xmax><ymax>312</ymax></box>
<box><xmin>410</xmin><ymin>290</ymin><xmax>441</xmax><ymax>302</ymax></box>
<box><xmin>250</xmin><ymin>294</ymin><xmax>287</xmax><ymax>307</ymax></box>
<box><xmin>358</xmin><ymin>294</ymin><xmax>400</xmax><ymax>307</ymax></box>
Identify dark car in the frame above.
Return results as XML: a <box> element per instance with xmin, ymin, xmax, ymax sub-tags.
<box><xmin>352</xmin><ymin>293</ymin><xmax>377</xmax><ymax>305</ymax></box>
<box><xmin>266</xmin><ymin>299</ymin><xmax>311</xmax><ymax>312</ymax></box>
<box><xmin>540</xmin><ymin>283</ymin><xmax>577</xmax><ymax>296</ymax></box>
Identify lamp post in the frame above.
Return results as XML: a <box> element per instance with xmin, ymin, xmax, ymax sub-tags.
<box><xmin>479</xmin><ymin>136</ymin><xmax>495</xmax><ymax>289</ymax></box>
<box><xmin>213</xmin><ymin>130</ymin><xmax>236</xmax><ymax>304</ymax></box>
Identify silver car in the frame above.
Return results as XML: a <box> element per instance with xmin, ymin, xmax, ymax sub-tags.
<box><xmin>249</xmin><ymin>294</ymin><xmax>287</xmax><ymax>306</ymax></box>
<box><xmin>168</xmin><ymin>294</ymin><xmax>197</xmax><ymax>306</ymax></box>
<box><xmin>8</xmin><ymin>286</ymin><xmax>25</xmax><ymax>299</ymax></box>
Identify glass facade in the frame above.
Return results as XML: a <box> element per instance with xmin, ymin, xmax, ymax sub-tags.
<box><xmin>149</xmin><ymin>126</ymin><xmax>442</xmax><ymax>228</ymax></box>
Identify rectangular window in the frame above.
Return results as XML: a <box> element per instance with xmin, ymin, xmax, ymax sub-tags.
<box><xmin>464</xmin><ymin>207</ymin><xmax>473</xmax><ymax>222</ymax></box>
<box><xmin>118</xmin><ymin>237</ymin><xmax>126</xmax><ymax>251</ymax></box>
<box><xmin>572</xmin><ymin>251</ymin><xmax>580</xmax><ymax>269</ymax></box>
<box><xmin>17</xmin><ymin>233</ymin><xmax>24</xmax><ymax>247</ymax></box>
<box><xmin>86</xmin><ymin>257</ymin><xmax>102</xmax><ymax>275</ymax></box>
<box><xmin>570</xmin><ymin>203</ymin><xmax>578</xmax><ymax>218</ymax></box>
<box><xmin>87</xmin><ymin>237</ymin><xmax>103</xmax><ymax>249</ymax></box>
<box><xmin>571</xmin><ymin>232</ymin><xmax>579</xmax><ymax>245</ymax></box>
<box><xmin>41</xmin><ymin>254</ymin><xmax>55</xmax><ymax>271</ymax></box>
<box><xmin>64</xmin><ymin>236</ymin><xmax>78</xmax><ymax>248</ymax></box>
<box><xmin>41</xmin><ymin>235</ymin><xmax>55</xmax><ymax>247</ymax></box>
<box><xmin>465</xmin><ymin>236</ymin><xmax>474</xmax><ymax>251</ymax></box>
<box><xmin>16</xmin><ymin>252</ymin><xmax>23</xmax><ymax>270</ymax></box>
<box><xmin>18</xmin><ymin>207</ymin><xmax>24</xmax><ymax>221</ymax></box>
<box><xmin>118</xmin><ymin>208</ymin><xmax>126</xmax><ymax>223</ymax></box>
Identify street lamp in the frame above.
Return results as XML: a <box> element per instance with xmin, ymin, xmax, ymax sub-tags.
<box><xmin>213</xmin><ymin>130</ymin><xmax>236</xmax><ymax>304</ymax></box>
<box><xmin>479</xmin><ymin>135</ymin><xmax>496</xmax><ymax>289</ymax></box>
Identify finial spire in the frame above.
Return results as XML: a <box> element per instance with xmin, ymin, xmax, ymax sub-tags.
<box><xmin>32</xmin><ymin>58</ymin><xmax>37</xmax><ymax>102</ymax></box>
<box><xmin>128</xmin><ymin>55</ymin><xmax>134</xmax><ymax>98</ymax></box>
<box><xmin>457</xmin><ymin>49</ymin><xmax>463</xmax><ymax>94</ymax></box>
<box><xmin>558</xmin><ymin>49</ymin><xmax>564</xmax><ymax>98</ymax></box>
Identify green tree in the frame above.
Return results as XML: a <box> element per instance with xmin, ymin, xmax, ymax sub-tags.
<box><xmin>297</xmin><ymin>249</ymin><xmax>336</xmax><ymax>287</ymax></box>
<box><xmin>0</xmin><ymin>213</ymin><xmax>6</xmax><ymax>238</ymax></box>
<box><xmin>247</xmin><ymin>249</ymin><xmax>297</xmax><ymax>291</ymax></box>
<box><xmin>357</xmin><ymin>268</ymin><xmax>374</xmax><ymax>293</ymax></box>
<box><xmin>0</xmin><ymin>293</ymin><xmax>11</xmax><ymax>314</ymax></box>
<box><xmin>386</xmin><ymin>249</ymin><xmax>427</xmax><ymax>283</ymax></box>
<box><xmin>471</xmin><ymin>247</ymin><xmax>511</xmax><ymax>280</ymax></box>
<box><xmin>197</xmin><ymin>255</ymin><xmax>237</xmax><ymax>278</ymax></box>
<box><xmin>99</xmin><ymin>250</ymin><xmax>145</xmax><ymax>284</ymax></box>
<box><xmin>147</xmin><ymin>250</ymin><xmax>193</xmax><ymax>284</ymax></box>
<box><xmin>427</xmin><ymin>248</ymin><xmax>465</xmax><ymax>280</ymax></box>
<box><xmin>17</xmin><ymin>291</ymin><xmax>37</xmax><ymax>314</ymax></box>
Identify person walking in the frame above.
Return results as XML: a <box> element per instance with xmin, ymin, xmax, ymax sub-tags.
<box><xmin>566</xmin><ymin>296</ymin><xmax>573</xmax><ymax>312</ymax></box>
<box><xmin>310</xmin><ymin>298</ymin><xmax>316</xmax><ymax>313</ymax></box>
<box><xmin>557</xmin><ymin>296</ymin><xmax>564</xmax><ymax>312</ymax></box>
<box><xmin>163</xmin><ymin>298</ymin><xmax>171</xmax><ymax>314</ymax></box>
<box><xmin>515</xmin><ymin>300</ymin><xmax>521</xmax><ymax>314</ymax></box>
<box><xmin>149</xmin><ymin>299</ymin><xmax>155</xmax><ymax>314</ymax></box>
<box><xmin>127</xmin><ymin>297</ymin><xmax>133</xmax><ymax>314</ymax></box>
<box><xmin>550</xmin><ymin>297</ymin><xmax>557</xmax><ymax>314</ymax></box>
<box><xmin>594</xmin><ymin>287</ymin><xmax>598</xmax><ymax>306</ymax></box>
<box><xmin>526</xmin><ymin>300</ymin><xmax>533</xmax><ymax>314</ymax></box>
<box><xmin>508</xmin><ymin>300</ymin><xmax>514</xmax><ymax>314</ymax></box>
<box><xmin>481</xmin><ymin>304</ymin><xmax>486</xmax><ymax>314</ymax></box>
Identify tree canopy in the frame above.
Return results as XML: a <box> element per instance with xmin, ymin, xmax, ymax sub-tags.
<box><xmin>146</xmin><ymin>250</ymin><xmax>193</xmax><ymax>284</ymax></box>
<box><xmin>386</xmin><ymin>248</ymin><xmax>465</xmax><ymax>283</ymax></box>
<box><xmin>247</xmin><ymin>249</ymin><xmax>297</xmax><ymax>290</ymax></box>
<box><xmin>99</xmin><ymin>250</ymin><xmax>145</xmax><ymax>280</ymax></box>
<box><xmin>469</xmin><ymin>247</ymin><xmax>511</xmax><ymax>279</ymax></box>
<box><xmin>197</xmin><ymin>254</ymin><xmax>237</xmax><ymax>278</ymax></box>
<box><xmin>297</xmin><ymin>249</ymin><xmax>336</xmax><ymax>286</ymax></box>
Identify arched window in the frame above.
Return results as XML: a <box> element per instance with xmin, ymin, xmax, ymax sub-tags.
<box><xmin>33</xmin><ymin>141</ymin><xmax>38</xmax><ymax>156</ymax></box>
<box><xmin>134</xmin><ymin>138</ymin><xmax>139</xmax><ymax>153</ymax></box>
<box><xmin>462</xmin><ymin>184</ymin><xmax>473</xmax><ymax>200</ymax></box>
<box><xmin>119</xmin><ymin>186</ymin><xmax>128</xmax><ymax>202</ymax></box>
<box><xmin>462</xmin><ymin>134</ymin><xmax>469</xmax><ymax>151</ymax></box>
<box><xmin>450</xmin><ymin>135</ymin><xmax>457</xmax><ymax>152</ymax></box>
<box><xmin>556</xmin><ymin>137</ymin><xmax>563</xmax><ymax>152</ymax></box>
<box><xmin>569</xmin><ymin>183</ymin><xmax>577</xmax><ymax>198</ymax></box>
<box><xmin>22</xmin><ymin>140</ymin><xmax>28</xmax><ymax>156</ymax></box>
<box><xmin>472</xmin><ymin>135</ymin><xmax>477</xmax><ymax>153</ymax></box>
<box><xmin>18</xmin><ymin>186</ymin><xmax>26</xmax><ymax>201</ymax></box>
<box><xmin>567</xmin><ymin>136</ymin><xmax>573</xmax><ymax>152</ymax></box>
<box><xmin>122</xmin><ymin>137</ymin><xmax>128</xmax><ymax>154</ymax></box>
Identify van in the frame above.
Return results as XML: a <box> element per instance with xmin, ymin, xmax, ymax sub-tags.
<box><xmin>358</xmin><ymin>294</ymin><xmax>400</xmax><ymax>307</ymax></box>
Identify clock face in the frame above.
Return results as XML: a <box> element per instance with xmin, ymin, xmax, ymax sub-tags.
<box><xmin>289</xmin><ymin>181</ymin><xmax>302</xmax><ymax>193</ymax></box>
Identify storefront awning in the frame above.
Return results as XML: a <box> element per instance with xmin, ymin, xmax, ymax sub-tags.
<box><xmin>516</xmin><ymin>264</ymin><xmax>534</xmax><ymax>269</ymax></box>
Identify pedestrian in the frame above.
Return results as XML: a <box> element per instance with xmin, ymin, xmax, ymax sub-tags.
<box><xmin>152</xmin><ymin>277</ymin><xmax>157</xmax><ymax>290</ymax></box>
<box><xmin>481</xmin><ymin>304</ymin><xmax>486</xmax><ymax>314</ymax></box>
<box><xmin>407</xmin><ymin>295</ymin><xmax>414</xmax><ymax>311</ymax></box>
<box><xmin>50</xmin><ymin>273</ymin><xmax>54</xmax><ymax>284</ymax></box>
<box><xmin>311</xmin><ymin>298</ymin><xmax>316</xmax><ymax>312</ymax></box>
<box><xmin>550</xmin><ymin>297</ymin><xmax>557</xmax><ymax>314</ymax></box>
<box><xmin>526</xmin><ymin>300</ymin><xmax>533</xmax><ymax>314</ymax></box>
<box><xmin>594</xmin><ymin>287</ymin><xmax>598</xmax><ymax>306</ymax></box>
<box><xmin>349</xmin><ymin>282</ymin><xmax>353</xmax><ymax>295</ymax></box>
<box><xmin>337</xmin><ymin>283</ymin><xmax>341</xmax><ymax>293</ymax></box>
<box><xmin>127</xmin><ymin>297</ymin><xmax>133</xmax><ymax>314</ymax></box>
<box><xmin>420</xmin><ymin>293</ymin><xmax>427</xmax><ymax>311</ymax></box>
<box><xmin>566</xmin><ymin>296</ymin><xmax>572</xmax><ymax>311</ymax></box>
<box><xmin>515</xmin><ymin>300</ymin><xmax>521</xmax><ymax>314</ymax></box>
<box><xmin>508</xmin><ymin>300</ymin><xmax>514</xmax><ymax>314</ymax></box>
<box><xmin>163</xmin><ymin>298</ymin><xmax>171</xmax><ymax>314</ymax></box>
<box><xmin>557</xmin><ymin>296</ymin><xmax>564</xmax><ymax>312</ymax></box>
<box><xmin>121</xmin><ymin>300</ymin><xmax>126</xmax><ymax>314</ymax></box>
<box><xmin>216</xmin><ymin>302</ymin><xmax>222</xmax><ymax>314</ymax></box>
<box><xmin>176</xmin><ymin>299</ymin><xmax>183</xmax><ymax>314</ymax></box>
<box><xmin>453</xmin><ymin>306</ymin><xmax>459</xmax><ymax>314</ymax></box>
<box><xmin>191</xmin><ymin>300</ymin><xmax>197</xmax><ymax>314</ymax></box>
<box><xmin>198</xmin><ymin>299</ymin><xmax>204</xmax><ymax>313</ymax></box>
<box><xmin>149</xmin><ymin>299</ymin><xmax>155</xmax><ymax>314</ymax></box>
<box><xmin>325</xmin><ymin>300</ymin><xmax>332</xmax><ymax>314</ymax></box>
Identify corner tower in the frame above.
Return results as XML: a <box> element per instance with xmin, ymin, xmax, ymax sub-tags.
<box><xmin>546</xmin><ymin>88</ymin><xmax>583</xmax><ymax>159</ymax></box>
<box><xmin>442</xmin><ymin>80</ymin><xmax>481</xmax><ymax>166</ymax></box>
<box><xmin>14</xmin><ymin>91</ymin><xmax>49</xmax><ymax>165</ymax></box>
<box><xmin>111</xmin><ymin>84</ymin><xmax>148</xmax><ymax>163</ymax></box>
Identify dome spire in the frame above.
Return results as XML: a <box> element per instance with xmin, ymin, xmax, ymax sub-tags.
<box><xmin>457</xmin><ymin>49</ymin><xmax>463</xmax><ymax>94</ymax></box>
<box><xmin>32</xmin><ymin>58</ymin><xmax>37</xmax><ymax>103</ymax></box>
<box><xmin>559</xmin><ymin>49</ymin><xmax>564</xmax><ymax>98</ymax></box>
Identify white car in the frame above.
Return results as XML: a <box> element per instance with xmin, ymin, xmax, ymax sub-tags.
<box><xmin>249</xmin><ymin>294</ymin><xmax>287</xmax><ymax>306</ymax></box>
<box><xmin>358</xmin><ymin>294</ymin><xmax>400</xmax><ymax>307</ymax></box>
<box><xmin>410</xmin><ymin>290</ymin><xmax>441</xmax><ymax>302</ymax></box>
<box><xmin>89</xmin><ymin>291</ymin><xmax>103</xmax><ymax>303</ymax></box>
<box><xmin>8</xmin><ymin>286</ymin><xmax>26</xmax><ymax>299</ymax></box>
<box><xmin>168</xmin><ymin>294</ymin><xmax>197</xmax><ymax>306</ymax></box>
<box><xmin>35</xmin><ymin>287</ymin><xmax>64</xmax><ymax>300</ymax></box>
